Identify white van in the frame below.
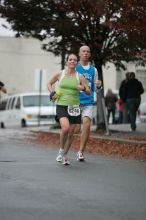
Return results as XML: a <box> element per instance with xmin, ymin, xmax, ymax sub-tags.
<box><xmin>0</xmin><ymin>92</ymin><xmax>56</xmax><ymax>128</ymax></box>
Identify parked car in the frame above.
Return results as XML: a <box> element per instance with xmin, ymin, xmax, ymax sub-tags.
<box><xmin>139</xmin><ymin>102</ymin><xmax>146</xmax><ymax>123</ymax></box>
<box><xmin>0</xmin><ymin>92</ymin><xmax>56</xmax><ymax>128</ymax></box>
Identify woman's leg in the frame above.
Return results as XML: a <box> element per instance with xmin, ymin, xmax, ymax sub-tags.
<box><xmin>59</xmin><ymin>119</ymin><xmax>76</xmax><ymax>165</ymax></box>
<box><xmin>64</xmin><ymin>124</ymin><xmax>76</xmax><ymax>155</ymax></box>
<box><xmin>56</xmin><ymin>117</ymin><xmax>70</xmax><ymax>163</ymax></box>
<box><xmin>59</xmin><ymin>117</ymin><xmax>70</xmax><ymax>149</ymax></box>
<box><xmin>119</xmin><ymin>111</ymin><xmax>123</xmax><ymax>123</ymax></box>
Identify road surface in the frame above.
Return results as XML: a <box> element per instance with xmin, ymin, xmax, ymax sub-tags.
<box><xmin>0</xmin><ymin>128</ymin><xmax>146</xmax><ymax>220</ymax></box>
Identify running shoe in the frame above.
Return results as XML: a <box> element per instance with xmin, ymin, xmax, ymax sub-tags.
<box><xmin>77</xmin><ymin>151</ymin><xmax>85</xmax><ymax>161</ymax></box>
<box><xmin>62</xmin><ymin>155</ymin><xmax>70</xmax><ymax>165</ymax></box>
<box><xmin>56</xmin><ymin>148</ymin><xmax>64</xmax><ymax>163</ymax></box>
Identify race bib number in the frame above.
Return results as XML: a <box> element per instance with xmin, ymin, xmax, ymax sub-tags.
<box><xmin>67</xmin><ymin>105</ymin><xmax>80</xmax><ymax>116</ymax></box>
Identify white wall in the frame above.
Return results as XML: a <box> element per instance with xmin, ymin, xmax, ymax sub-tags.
<box><xmin>102</xmin><ymin>62</ymin><xmax>117</xmax><ymax>92</ymax></box>
<box><xmin>1</xmin><ymin>36</ymin><xmax>146</xmax><ymax>102</ymax></box>
<box><xmin>0</xmin><ymin>37</ymin><xmax>60</xmax><ymax>94</ymax></box>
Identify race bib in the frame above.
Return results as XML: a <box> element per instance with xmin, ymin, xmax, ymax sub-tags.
<box><xmin>68</xmin><ymin>105</ymin><xmax>80</xmax><ymax>116</ymax></box>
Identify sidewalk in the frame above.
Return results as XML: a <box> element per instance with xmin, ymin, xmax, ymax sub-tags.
<box><xmin>28</xmin><ymin>122</ymin><xmax>146</xmax><ymax>144</ymax></box>
<box><xmin>108</xmin><ymin>122</ymin><xmax>146</xmax><ymax>135</ymax></box>
<box><xmin>28</xmin><ymin>122</ymin><xmax>146</xmax><ymax>133</ymax></box>
<box><xmin>27</xmin><ymin>123</ymin><xmax>146</xmax><ymax>161</ymax></box>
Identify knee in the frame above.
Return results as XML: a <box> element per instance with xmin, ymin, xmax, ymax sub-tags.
<box><xmin>74</xmin><ymin>124</ymin><xmax>81</xmax><ymax>134</ymax></box>
<box><xmin>83</xmin><ymin>117</ymin><xmax>91</xmax><ymax>131</ymax></box>
<box><xmin>68</xmin><ymin>131</ymin><xmax>74</xmax><ymax>139</ymax></box>
<box><xmin>61</xmin><ymin>126</ymin><xmax>70</xmax><ymax>134</ymax></box>
<box><xmin>84</xmin><ymin>118</ymin><xmax>91</xmax><ymax>127</ymax></box>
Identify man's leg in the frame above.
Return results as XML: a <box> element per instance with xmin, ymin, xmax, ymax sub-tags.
<box><xmin>112</xmin><ymin>109</ymin><xmax>116</xmax><ymax>124</ymax></box>
<box><xmin>77</xmin><ymin>116</ymin><xmax>91</xmax><ymax>161</ymax></box>
<box><xmin>123</xmin><ymin>103</ymin><xmax>129</xmax><ymax>123</ymax></box>
<box><xmin>77</xmin><ymin>105</ymin><xmax>93</xmax><ymax>161</ymax></box>
<box><xmin>74</xmin><ymin>123</ymin><xmax>81</xmax><ymax>134</ymax></box>
<box><xmin>132</xmin><ymin>100</ymin><xmax>140</xmax><ymax>130</ymax></box>
<box><xmin>107</xmin><ymin>110</ymin><xmax>110</xmax><ymax>124</ymax></box>
<box><xmin>79</xmin><ymin>116</ymin><xmax>91</xmax><ymax>152</ymax></box>
<box><xmin>127</xmin><ymin>99</ymin><xmax>136</xmax><ymax>131</ymax></box>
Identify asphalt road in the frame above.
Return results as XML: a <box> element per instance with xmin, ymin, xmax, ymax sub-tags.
<box><xmin>0</xmin><ymin>130</ymin><xmax>146</xmax><ymax>220</ymax></box>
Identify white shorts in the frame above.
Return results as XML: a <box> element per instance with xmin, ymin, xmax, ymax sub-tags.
<box><xmin>81</xmin><ymin>105</ymin><xmax>94</xmax><ymax>120</ymax></box>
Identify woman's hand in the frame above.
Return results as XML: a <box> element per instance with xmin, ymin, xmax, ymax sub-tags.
<box><xmin>79</xmin><ymin>75</ymin><xmax>90</xmax><ymax>95</ymax></box>
<box><xmin>77</xmin><ymin>85</ymin><xmax>84</xmax><ymax>91</ymax></box>
<box><xmin>50</xmin><ymin>91</ymin><xmax>57</xmax><ymax>102</ymax></box>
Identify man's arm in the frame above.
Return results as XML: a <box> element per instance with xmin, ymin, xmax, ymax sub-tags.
<box><xmin>0</xmin><ymin>81</ymin><xmax>7</xmax><ymax>93</ymax></box>
<box><xmin>94</xmin><ymin>68</ymin><xmax>102</xmax><ymax>90</ymax></box>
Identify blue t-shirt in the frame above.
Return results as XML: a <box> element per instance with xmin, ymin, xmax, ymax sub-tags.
<box><xmin>76</xmin><ymin>63</ymin><xmax>95</xmax><ymax>105</ymax></box>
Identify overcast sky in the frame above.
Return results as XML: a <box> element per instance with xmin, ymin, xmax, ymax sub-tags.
<box><xmin>0</xmin><ymin>18</ymin><xmax>15</xmax><ymax>36</ymax></box>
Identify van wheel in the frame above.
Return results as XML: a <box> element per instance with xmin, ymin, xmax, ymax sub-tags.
<box><xmin>21</xmin><ymin>119</ymin><xmax>26</xmax><ymax>128</ymax></box>
<box><xmin>1</xmin><ymin>122</ymin><xmax>5</xmax><ymax>129</ymax></box>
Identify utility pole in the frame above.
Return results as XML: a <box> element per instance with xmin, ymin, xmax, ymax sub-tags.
<box><xmin>38</xmin><ymin>70</ymin><xmax>42</xmax><ymax>126</ymax></box>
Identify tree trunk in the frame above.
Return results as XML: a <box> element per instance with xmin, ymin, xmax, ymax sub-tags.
<box><xmin>94</xmin><ymin>60</ymin><xmax>106</xmax><ymax>131</ymax></box>
<box><xmin>61</xmin><ymin>49</ymin><xmax>66</xmax><ymax>69</ymax></box>
<box><xmin>94</xmin><ymin>59</ymin><xmax>104</xmax><ymax>83</ymax></box>
<box><xmin>96</xmin><ymin>89</ymin><xmax>106</xmax><ymax>131</ymax></box>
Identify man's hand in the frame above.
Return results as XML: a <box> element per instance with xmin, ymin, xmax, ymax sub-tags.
<box><xmin>96</xmin><ymin>80</ymin><xmax>102</xmax><ymax>88</ymax></box>
<box><xmin>0</xmin><ymin>82</ymin><xmax>7</xmax><ymax>93</ymax></box>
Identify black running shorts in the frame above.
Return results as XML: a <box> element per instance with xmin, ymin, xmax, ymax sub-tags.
<box><xmin>56</xmin><ymin>105</ymin><xmax>81</xmax><ymax>124</ymax></box>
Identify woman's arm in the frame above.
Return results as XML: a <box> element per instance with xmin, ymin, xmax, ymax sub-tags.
<box><xmin>47</xmin><ymin>72</ymin><xmax>61</xmax><ymax>92</ymax></box>
<box><xmin>47</xmin><ymin>72</ymin><xmax>61</xmax><ymax>102</ymax></box>
<box><xmin>78</xmin><ymin>75</ymin><xmax>90</xmax><ymax>95</ymax></box>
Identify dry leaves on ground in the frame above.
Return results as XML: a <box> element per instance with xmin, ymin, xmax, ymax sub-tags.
<box><xmin>29</xmin><ymin>131</ymin><xmax>146</xmax><ymax>161</ymax></box>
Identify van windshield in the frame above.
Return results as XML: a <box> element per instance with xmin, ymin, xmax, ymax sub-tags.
<box><xmin>23</xmin><ymin>95</ymin><xmax>53</xmax><ymax>107</ymax></box>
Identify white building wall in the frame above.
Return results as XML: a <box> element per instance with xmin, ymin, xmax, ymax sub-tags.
<box><xmin>0</xmin><ymin>37</ymin><xmax>60</xmax><ymax>94</ymax></box>
<box><xmin>0</xmin><ymin>36</ymin><xmax>146</xmax><ymax>101</ymax></box>
<box><xmin>103</xmin><ymin>61</ymin><xmax>146</xmax><ymax>102</ymax></box>
<box><xmin>102</xmin><ymin>62</ymin><xmax>117</xmax><ymax>92</ymax></box>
